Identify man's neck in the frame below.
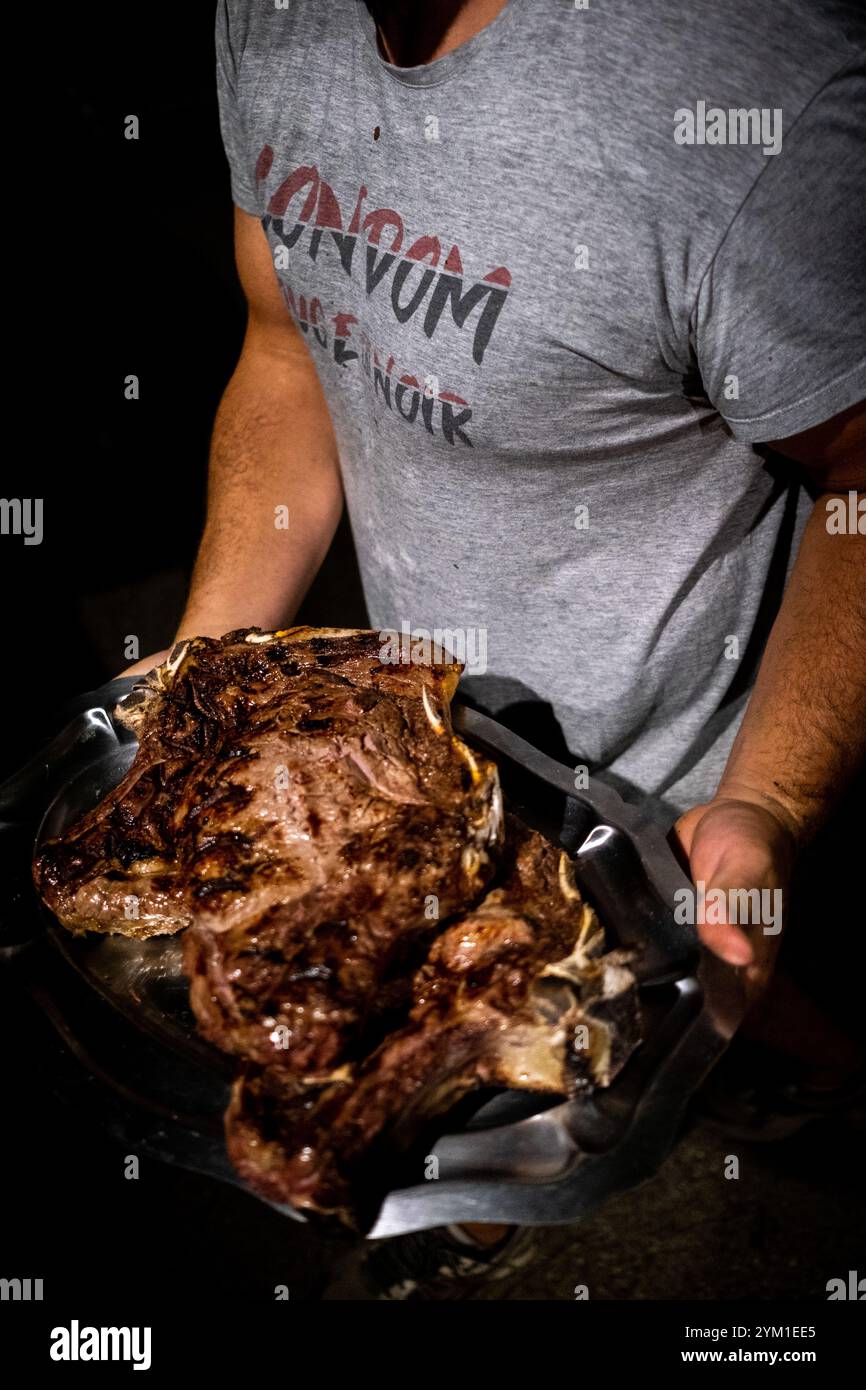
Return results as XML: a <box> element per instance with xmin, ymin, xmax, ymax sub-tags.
<box><xmin>366</xmin><ymin>0</ymin><xmax>510</xmax><ymax>68</ymax></box>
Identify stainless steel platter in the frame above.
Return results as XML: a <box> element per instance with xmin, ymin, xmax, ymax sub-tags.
<box><xmin>3</xmin><ymin>677</ymin><xmax>747</xmax><ymax>1236</ymax></box>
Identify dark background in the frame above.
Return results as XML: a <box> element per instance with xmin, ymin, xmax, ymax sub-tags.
<box><xmin>4</xmin><ymin>0</ymin><xmax>364</xmax><ymax>775</ymax></box>
<box><xmin>3</xmin><ymin>0</ymin><xmax>364</xmax><ymax>1305</ymax></box>
<box><xmin>2</xmin><ymin>1</ymin><xmax>864</xmax><ymax>1307</ymax></box>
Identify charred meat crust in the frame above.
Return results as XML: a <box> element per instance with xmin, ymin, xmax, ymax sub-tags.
<box><xmin>34</xmin><ymin>626</ymin><xmax>640</xmax><ymax>1225</ymax></box>
<box><xmin>227</xmin><ymin>818</ymin><xmax>642</xmax><ymax>1220</ymax></box>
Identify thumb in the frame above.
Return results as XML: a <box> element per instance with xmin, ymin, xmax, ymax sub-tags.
<box><xmin>672</xmin><ymin>799</ymin><xmax>788</xmax><ymax>969</ymax></box>
<box><xmin>693</xmin><ymin>864</ymin><xmax>756</xmax><ymax>967</ymax></box>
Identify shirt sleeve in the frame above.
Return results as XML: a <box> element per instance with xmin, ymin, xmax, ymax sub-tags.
<box><xmin>693</xmin><ymin>58</ymin><xmax>866</xmax><ymax>443</ymax></box>
<box><xmin>215</xmin><ymin>0</ymin><xmax>260</xmax><ymax>215</ymax></box>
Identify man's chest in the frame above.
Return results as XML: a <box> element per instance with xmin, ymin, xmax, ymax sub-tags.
<box><xmin>251</xmin><ymin>107</ymin><xmax>685</xmax><ymax>456</ymax></box>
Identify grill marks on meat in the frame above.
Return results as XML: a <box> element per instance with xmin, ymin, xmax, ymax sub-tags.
<box><xmin>34</xmin><ymin>628</ymin><xmax>503</xmax><ymax>1080</ymax></box>
<box><xmin>34</xmin><ymin>627</ymin><xmax>641</xmax><ymax>1227</ymax></box>
<box><xmin>32</xmin><ymin>753</ymin><xmax>192</xmax><ymax>936</ymax></box>
<box><xmin>226</xmin><ymin>820</ymin><xmax>640</xmax><ymax>1219</ymax></box>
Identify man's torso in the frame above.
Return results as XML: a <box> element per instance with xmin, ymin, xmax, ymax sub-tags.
<box><xmin>218</xmin><ymin>0</ymin><xmax>862</xmax><ymax>819</ymax></box>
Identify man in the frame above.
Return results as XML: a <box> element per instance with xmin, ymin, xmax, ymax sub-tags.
<box><xmin>129</xmin><ymin>0</ymin><xmax>865</xmax><ymax>1295</ymax></box>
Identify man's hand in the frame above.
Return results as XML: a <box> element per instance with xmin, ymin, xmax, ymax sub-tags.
<box><xmin>672</xmin><ymin>794</ymin><xmax>796</xmax><ymax>1000</ymax></box>
<box><xmin>672</xmin><ymin>402</ymin><xmax>865</xmax><ymax>1003</ymax></box>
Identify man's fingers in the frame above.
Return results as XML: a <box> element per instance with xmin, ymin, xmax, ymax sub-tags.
<box><xmin>680</xmin><ymin>797</ymin><xmax>793</xmax><ymax>977</ymax></box>
<box><xmin>697</xmin><ymin>918</ymin><xmax>755</xmax><ymax>966</ymax></box>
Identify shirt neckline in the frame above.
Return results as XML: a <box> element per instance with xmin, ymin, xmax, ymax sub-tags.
<box><xmin>354</xmin><ymin>0</ymin><xmax>525</xmax><ymax>88</ymax></box>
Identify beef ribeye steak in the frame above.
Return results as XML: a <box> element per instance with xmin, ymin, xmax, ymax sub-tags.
<box><xmin>227</xmin><ymin>816</ymin><xmax>640</xmax><ymax>1220</ymax></box>
<box><xmin>34</xmin><ymin>627</ymin><xmax>641</xmax><ymax>1225</ymax></box>
<box><xmin>35</xmin><ymin>627</ymin><xmax>502</xmax><ymax>1079</ymax></box>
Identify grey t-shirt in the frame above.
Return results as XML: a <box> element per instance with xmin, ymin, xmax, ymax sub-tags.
<box><xmin>214</xmin><ymin>0</ymin><xmax>866</xmax><ymax>824</ymax></box>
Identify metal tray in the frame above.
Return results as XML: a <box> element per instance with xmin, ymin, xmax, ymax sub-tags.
<box><xmin>5</xmin><ymin>677</ymin><xmax>746</xmax><ymax>1236</ymax></box>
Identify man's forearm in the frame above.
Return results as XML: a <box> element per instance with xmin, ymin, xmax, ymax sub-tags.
<box><xmin>717</xmin><ymin>492</ymin><xmax>866</xmax><ymax>843</ymax></box>
<box><xmin>175</xmin><ymin>343</ymin><xmax>343</xmax><ymax>641</ymax></box>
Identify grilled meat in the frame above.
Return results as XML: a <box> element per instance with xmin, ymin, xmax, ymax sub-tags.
<box><xmin>34</xmin><ymin>627</ymin><xmax>640</xmax><ymax>1225</ymax></box>
<box><xmin>35</xmin><ymin>627</ymin><xmax>502</xmax><ymax>1078</ymax></box>
<box><xmin>227</xmin><ymin>817</ymin><xmax>640</xmax><ymax>1220</ymax></box>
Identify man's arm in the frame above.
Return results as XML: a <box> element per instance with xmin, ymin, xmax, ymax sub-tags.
<box><xmin>124</xmin><ymin>208</ymin><xmax>343</xmax><ymax>673</ymax></box>
<box><xmin>180</xmin><ymin>207</ymin><xmax>344</xmax><ymax>638</ymax></box>
<box><xmin>719</xmin><ymin>400</ymin><xmax>866</xmax><ymax>838</ymax></box>
<box><xmin>674</xmin><ymin>399</ymin><xmax>866</xmax><ymax>987</ymax></box>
